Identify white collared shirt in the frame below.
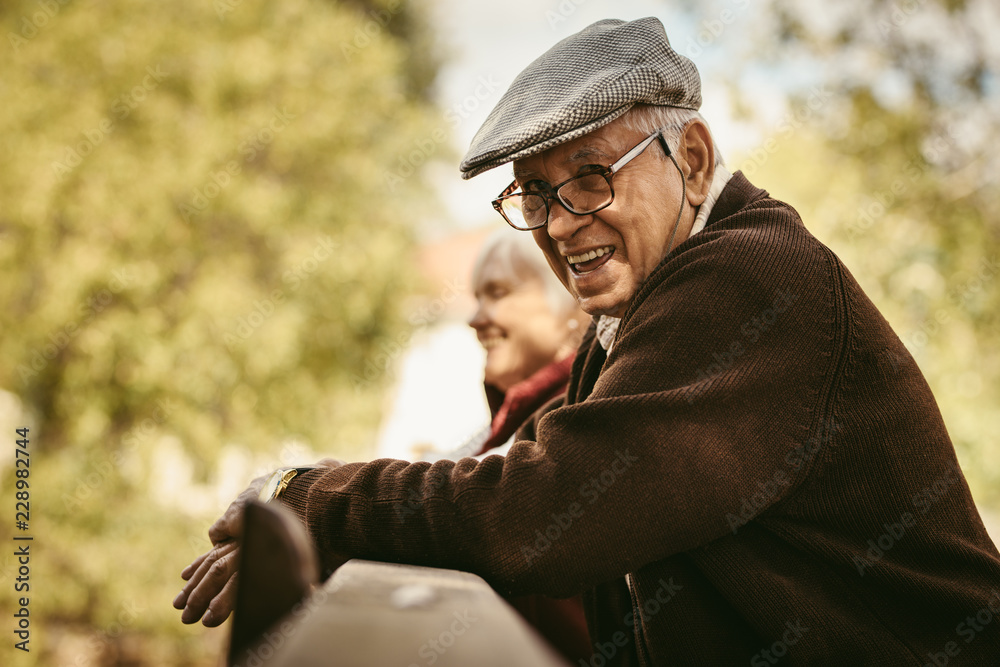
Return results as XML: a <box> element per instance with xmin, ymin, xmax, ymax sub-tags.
<box><xmin>596</xmin><ymin>165</ymin><xmax>733</xmax><ymax>353</ymax></box>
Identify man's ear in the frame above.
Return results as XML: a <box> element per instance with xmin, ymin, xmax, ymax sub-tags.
<box><xmin>677</xmin><ymin>120</ymin><xmax>715</xmax><ymax>207</ymax></box>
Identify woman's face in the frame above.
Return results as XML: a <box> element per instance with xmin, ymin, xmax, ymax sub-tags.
<box><xmin>469</xmin><ymin>260</ymin><xmax>573</xmax><ymax>393</ymax></box>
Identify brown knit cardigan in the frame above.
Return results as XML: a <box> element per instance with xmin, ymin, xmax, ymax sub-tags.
<box><xmin>282</xmin><ymin>172</ymin><xmax>1000</xmax><ymax>665</ymax></box>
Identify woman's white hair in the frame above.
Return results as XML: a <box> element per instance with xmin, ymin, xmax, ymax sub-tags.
<box><xmin>471</xmin><ymin>229</ymin><xmax>578</xmax><ymax>317</ymax></box>
<box><xmin>618</xmin><ymin>104</ymin><xmax>726</xmax><ymax>167</ymax></box>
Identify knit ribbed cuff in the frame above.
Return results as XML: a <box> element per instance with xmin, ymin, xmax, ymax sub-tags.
<box><xmin>277</xmin><ymin>467</ymin><xmax>327</xmax><ymax>532</ymax></box>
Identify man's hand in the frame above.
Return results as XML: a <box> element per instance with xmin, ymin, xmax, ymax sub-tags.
<box><xmin>174</xmin><ymin>539</ymin><xmax>241</xmax><ymax>626</ymax></box>
<box><xmin>174</xmin><ymin>474</ymin><xmax>267</xmax><ymax>626</ymax></box>
<box><xmin>209</xmin><ymin>473</ymin><xmax>269</xmax><ymax>546</ymax></box>
<box><xmin>174</xmin><ymin>461</ymin><xmax>344</xmax><ymax>627</ymax></box>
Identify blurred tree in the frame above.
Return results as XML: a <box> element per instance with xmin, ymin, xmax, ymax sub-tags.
<box><xmin>0</xmin><ymin>0</ymin><xmax>441</xmax><ymax>664</ymax></box>
<box><xmin>704</xmin><ymin>0</ymin><xmax>1000</xmax><ymax>506</ymax></box>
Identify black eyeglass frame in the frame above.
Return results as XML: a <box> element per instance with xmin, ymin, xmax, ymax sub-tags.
<box><xmin>491</xmin><ymin>129</ymin><xmax>673</xmax><ymax>231</ymax></box>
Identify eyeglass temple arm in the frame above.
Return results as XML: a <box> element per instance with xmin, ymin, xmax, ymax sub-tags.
<box><xmin>497</xmin><ymin>180</ymin><xmax>519</xmax><ymax>198</ymax></box>
<box><xmin>657</xmin><ymin>133</ymin><xmax>672</xmax><ymax>157</ymax></box>
<box><xmin>610</xmin><ymin>131</ymin><xmax>671</xmax><ymax>174</ymax></box>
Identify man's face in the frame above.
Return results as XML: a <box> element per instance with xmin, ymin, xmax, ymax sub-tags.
<box><xmin>515</xmin><ymin>120</ymin><xmax>691</xmax><ymax>318</ymax></box>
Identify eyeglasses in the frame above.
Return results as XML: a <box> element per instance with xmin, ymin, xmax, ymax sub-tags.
<box><xmin>492</xmin><ymin>129</ymin><xmax>670</xmax><ymax>231</ymax></box>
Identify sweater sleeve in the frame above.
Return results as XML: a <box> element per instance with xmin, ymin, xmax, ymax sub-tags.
<box><xmin>280</xmin><ymin>202</ymin><xmax>842</xmax><ymax>598</ymax></box>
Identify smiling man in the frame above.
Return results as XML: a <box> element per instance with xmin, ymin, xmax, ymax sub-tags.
<box><xmin>177</xmin><ymin>17</ymin><xmax>1000</xmax><ymax>665</ymax></box>
<box><xmin>515</xmin><ymin>119</ymin><xmax>711</xmax><ymax>319</ymax></box>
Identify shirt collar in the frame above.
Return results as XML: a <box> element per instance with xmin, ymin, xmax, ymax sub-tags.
<box><xmin>596</xmin><ymin>164</ymin><xmax>733</xmax><ymax>352</ymax></box>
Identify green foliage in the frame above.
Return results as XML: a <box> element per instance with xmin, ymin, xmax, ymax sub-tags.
<box><xmin>730</xmin><ymin>0</ymin><xmax>1000</xmax><ymax>508</ymax></box>
<box><xmin>0</xmin><ymin>0</ymin><xmax>441</xmax><ymax>663</ymax></box>
<box><xmin>741</xmin><ymin>101</ymin><xmax>1000</xmax><ymax>509</ymax></box>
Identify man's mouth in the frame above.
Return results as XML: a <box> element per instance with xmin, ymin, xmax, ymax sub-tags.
<box><xmin>566</xmin><ymin>245</ymin><xmax>614</xmax><ymax>274</ymax></box>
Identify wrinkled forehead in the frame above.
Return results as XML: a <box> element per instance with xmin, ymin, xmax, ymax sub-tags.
<box><xmin>512</xmin><ymin>122</ymin><xmax>630</xmax><ymax>184</ymax></box>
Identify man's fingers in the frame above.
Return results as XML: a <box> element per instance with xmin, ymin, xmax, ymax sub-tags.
<box><xmin>180</xmin><ymin>552</ymin><xmax>209</xmax><ymax>582</ymax></box>
<box><xmin>202</xmin><ymin>571</ymin><xmax>240</xmax><ymax>627</ymax></box>
<box><xmin>187</xmin><ymin>541</ymin><xmax>237</xmax><ymax>590</ymax></box>
<box><xmin>181</xmin><ymin>545</ymin><xmax>240</xmax><ymax>624</ymax></box>
<box><xmin>175</xmin><ymin>550</ymin><xmax>215</xmax><ymax>609</ymax></box>
<box><xmin>175</xmin><ymin>542</ymin><xmax>238</xmax><ymax>613</ymax></box>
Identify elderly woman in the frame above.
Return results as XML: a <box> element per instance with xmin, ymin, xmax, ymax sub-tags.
<box><xmin>457</xmin><ymin>230</ymin><xmax>590</xmax><ymax>460</ymax></box>
<box><xmin>455</xmin><ymin>230</ymin><xmax>592</xmax><ymax>662</ymax></box>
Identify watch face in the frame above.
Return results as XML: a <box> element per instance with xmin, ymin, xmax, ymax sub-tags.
<box><xmin>259</xmin><ymin>472</ymin><xmax>283</xmax><ymax>502</ymax></box>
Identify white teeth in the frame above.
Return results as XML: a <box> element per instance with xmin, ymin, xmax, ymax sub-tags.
<box><xmin>481</xmin><ymin>336</ymin><xmax>503</xmax><ymax>350</ymax></box>
<box><xmin>566</xmin><ymin>246</ymin><xmax>613</xmax><ymax>265</ymax></box>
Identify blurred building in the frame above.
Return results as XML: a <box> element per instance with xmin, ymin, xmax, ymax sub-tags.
<box><xmin>375</xmin><ymin>226</ymin><xmax>495</xmax><ymax>460</ymax></box>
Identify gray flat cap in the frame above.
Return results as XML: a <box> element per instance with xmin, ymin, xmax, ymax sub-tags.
<box><xmin>460</xmin><ymin>17</ymin><xmax>701</xmax><ymax>179</ymax></box>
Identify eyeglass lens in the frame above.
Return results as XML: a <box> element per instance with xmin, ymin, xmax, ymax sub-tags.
<box><xmin>502</xmin><ymin>173</ymin><xmax>613</xmax><ymax>229</ymax></box>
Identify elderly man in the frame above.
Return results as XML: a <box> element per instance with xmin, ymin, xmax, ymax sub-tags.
<box><xmin>177</xmin><ymin>17</ymin><xmax>1000</xmax><ymax>664</ymax></box>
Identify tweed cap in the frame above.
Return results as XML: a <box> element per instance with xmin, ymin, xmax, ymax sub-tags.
<box><xmin>460</xmin><ymin>17</ymin><xmax>701</xmax><ymax>180</ymax></box>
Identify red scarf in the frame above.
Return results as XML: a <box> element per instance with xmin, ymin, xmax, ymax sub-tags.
<box><xmin>478</xmin><ymin>355</ymin><xmax>575</xmax><ymax>456</ymax></box>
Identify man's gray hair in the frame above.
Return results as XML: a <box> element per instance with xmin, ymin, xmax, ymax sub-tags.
<box><xmin>472</xmin><ymin>230</ymin><xmax>578</xmax><ymax>317</ymax></box>
<box><xmin>618</xmin><ymin>104</ymin><xmax>725</xmax><ymax>167</ymax></box>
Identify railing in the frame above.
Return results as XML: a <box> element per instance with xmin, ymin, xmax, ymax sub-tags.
<box><xmin>228</xmin><ymin>501</ymin><xmax>570</xmax><ymax>667</ymax></box>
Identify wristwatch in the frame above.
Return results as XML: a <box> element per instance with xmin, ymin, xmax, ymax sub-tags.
<box><xmin>258</xmin><ymin>467</ymin><xmax>316</xmax><ymax>503</ymax></box>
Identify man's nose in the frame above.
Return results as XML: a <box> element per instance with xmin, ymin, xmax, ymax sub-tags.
<box><xmin>545</xmin><ymin>200</ymin><xmax>591</xmax><ymax>242</ymax></box>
